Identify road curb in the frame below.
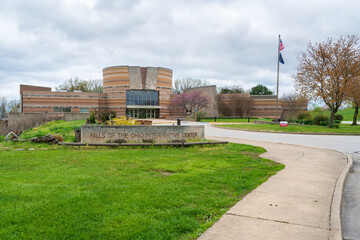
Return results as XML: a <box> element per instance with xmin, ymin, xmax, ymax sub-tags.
<box><xmin>329</xmin><ymin>153</ymin><xmax>353</xmax><ymax>240</ymax></box>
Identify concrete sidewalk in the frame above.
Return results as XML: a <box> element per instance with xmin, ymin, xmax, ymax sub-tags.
<box><xmin>199</xmin><ymin>136</ymin><xmax>351</xmax><ymax>240</ymax></box>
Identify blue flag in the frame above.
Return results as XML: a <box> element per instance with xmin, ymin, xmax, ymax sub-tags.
<box><xmin>279</xmin><ymin>53</ymin><xmax>284</xmax><ymax>64</ymax></box>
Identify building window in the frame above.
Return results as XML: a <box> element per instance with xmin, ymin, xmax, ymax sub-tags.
<box><xmin>80</xmin><ymin>108</ymin><xmax>89</xmax><ymax>113</ymax></box>
<box><xmin>53</xmin><ymin>107</ymin><xmax>71</xmax><ymax>112</ymax></box>
<box><xmin>126</xmin><ymin>90</ymin><xmax>159</xmax><ymax>106</ymax></box>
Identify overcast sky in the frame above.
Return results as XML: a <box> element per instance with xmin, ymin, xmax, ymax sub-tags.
<box><xmin>1</xmin><ymin>0</ymin><xmax>359</xmax><ymax>100</ymax></box>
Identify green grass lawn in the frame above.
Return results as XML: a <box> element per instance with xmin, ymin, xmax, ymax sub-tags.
<box><xmin>20</xmin><ymin>120</ymin><xmax>86</xmax><ymax>142</ymax></box>
<box><xmin>218</xmin><ymin>123</ymin><xmax>360</xmax><ymax>134</ymax></box>
<box><xmin>324</xmin><ymin>108</ymin><xmax>357</xmax><ymax>121</ymax></box>
<box><xmin>200</xmin><ymin>118</ymin><xmax>272</xmax><ymax>123</ymax></box>
<box><xmin>0</xmin><ymin>144</ymin><xmax>283</xmax><ymax>239</ymax></box>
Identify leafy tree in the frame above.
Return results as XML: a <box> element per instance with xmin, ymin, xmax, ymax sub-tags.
<box><xmin>250</xmin><ymin>84</ymin><xmax>273</xmax><ymax>95</ymax></box>
<box><xmin>56</xmin><ymin>77</ymin><xmax>103</xmax><ymax>93</ymax></box>
<box><xmin>219</xmin><ymin>86</ymin><xmax>244</xmax><ymax>94</ymax></box>
<box><xmin>172</xmin><ymin>78</ymin><xmax>209</xmax><ymax>94</ymax></box>
<box><xmin>294</xmin><ymin>35</ymin><xmax>360</xmax><ymax>125</ymax></box>
<box><xmin>170</xmin><ymin>91</ymin><xmax>209</xmax><ymax>117</ymax></box>
<box><xmin>347</xmin><ymin>75</ymin><xmax>360</xmax><ymax>126</ymax></box>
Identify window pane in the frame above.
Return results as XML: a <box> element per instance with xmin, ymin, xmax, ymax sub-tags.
<box><xmin>147</xmin><ymin>91</ymin><xmax>151</xmax><ymax>105</ymax></box>
<box><xmin>126</xmin><ymin>90</ymin><xmax>160</xmax><ymax>106</ymax></box>
<box><xmin>154</xmin><ymin>91</ymin><xmax>159</xmax><ymax>105</ymax></box>
<box><xmin>141</xmin><ymin>91</ymin><xmax>144</xmax><ymax>105</ymax></box>
<box><xmin>135</xmin><ymin>95</ymin><xmax>138</xmax><ymax>105</ymax></box>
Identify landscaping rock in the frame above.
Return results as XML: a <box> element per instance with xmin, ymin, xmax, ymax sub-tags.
<box><xmin>31</xmin><ymin>134</ymin><xmax>58</xmax><ymax>144</ymax></box>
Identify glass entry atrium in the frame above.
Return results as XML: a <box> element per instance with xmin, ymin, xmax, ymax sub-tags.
<box><xmin>126</xmin><ymin>90</ymin><xmax>160</xmax><ymax>119</ymax></box>
<box><xmin>126</xmin><ymin>108</ymin><xmax>159</xmax><ymax>119</ymax></box>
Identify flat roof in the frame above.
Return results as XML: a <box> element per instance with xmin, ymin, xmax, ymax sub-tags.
<box><xmin>103</xmin><ymin>65</ymin><xmax>172</xmax><ymax>72</ymax></box>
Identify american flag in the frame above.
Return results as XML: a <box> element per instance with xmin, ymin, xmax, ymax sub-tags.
<box><xmin>279</xmin><ymin>38</ymin><xmax>284</xmax><ymax>51</ymax></box>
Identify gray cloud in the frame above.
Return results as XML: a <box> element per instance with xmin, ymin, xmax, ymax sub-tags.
<box><xmin>1</xmin><ymin>0</ymin><xmax>360</xmax><ymax>100</ymax></box>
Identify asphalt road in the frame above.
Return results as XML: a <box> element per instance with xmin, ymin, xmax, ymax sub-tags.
<box><xmin>182</xmin><ymin>122</ymin><xmax>360</xmax><ymax>239</ymax></box>
<box><xmin>342</xmin><ymin>154</ymin><xmax>360</xmax><ymax>240</ymax></box>
<box><xmin>204</xmin><ymin>124</ymin><xmax>360</xmax><ymax>154</ymax></box>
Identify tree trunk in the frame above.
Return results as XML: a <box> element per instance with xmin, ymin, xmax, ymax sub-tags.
<box><xmin>329</xmin><ymin>110</ymin><xmax>335</xmax><ymax>126</ymax></box>
<box><xmin>352</xmin><ymin>104</ymin><xmax>359</xmax><ymax>126</ymax></box>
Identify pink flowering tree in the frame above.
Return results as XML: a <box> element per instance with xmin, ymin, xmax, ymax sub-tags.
<box><xmin>170</xmin><ymin>90</ymin><xmax>209</xmax><ymax>117</ymax></box>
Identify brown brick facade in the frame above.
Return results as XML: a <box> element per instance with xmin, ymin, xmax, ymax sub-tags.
<box><xmin>20</xmin><ymin>66</ymin><xmax>306</xmax><ymax>119</ymax></box>
<box><xmin>21</xmin><ymin>66</ymin><xmax>173</xmax><ymax>118</ymax></box>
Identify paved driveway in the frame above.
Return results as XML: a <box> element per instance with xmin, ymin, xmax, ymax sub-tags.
<box><xmin>160</xmin><ymin>121</ymin><xmax>360</xmax><ymax>238</ymax></box>
<box><xmin>204</xmin><ymin>124</ymin><xmax>360</xmax><ymax>154</ymax></box>
<box><xmin>200</xmin><ymin>123</ymin><xmax>360</xmax><ymax>240</ymax></box>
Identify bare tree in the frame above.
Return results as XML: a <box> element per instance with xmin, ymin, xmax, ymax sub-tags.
<box><xmin>0</xmin><ymin>97</ymin><xmax>7</xmax><ymax>119</ymax></box>
<box><xmin>229</xmin><ymin>94</ymin><xmax>238</xmax><ymax>117</ymax></box>
<box><xmin>236</xmin><ymin>95</ymin><xmax>253</xmax><ymax>117</ymax></box>
<box><xmin>217</xmin><ymin>94</ymin><xmax>253</xmax><ymax>117</ymax></box>
<box><xmin>172</xmin><ymin>78</ymin><xmax>209</xmax><ymax>94</ymax></box>
<box><xmin>217</xmin><ymin>94</ymin><xmax>232</xmax><ymax>117</ymax></box>
<box><xmin>294</xmin><ymin>35</ymin><xmax>360</xmax><ymax>125</ymax></box>
<box><xmin>280</xmin><ymin>92</ymin><xmax>308</xmax><ymax>119</ymax></box>
<box><xmin>87</xmin><ymin>79</ymin><xmax>103</xmax><ymax>93</ymax></box>
<box><xmin>8</xmin><ymin>99</ymin><xmax>20</xmax><ymax>113</ymax></box>
<box><xmin>56</xmin><ymin>77</ymin><xmax>103</xmax><ymax>93</ymax></box>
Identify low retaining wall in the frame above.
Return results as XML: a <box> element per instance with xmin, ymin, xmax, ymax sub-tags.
<box><xmin>81</xmin><ymin>125</ymin><xmax>205</xmax><ymax>143</ymax></box>
<box><xmin>64</xmin><ymin>113</ymin><xmax>90</xmax><ymax>121</ymax></box>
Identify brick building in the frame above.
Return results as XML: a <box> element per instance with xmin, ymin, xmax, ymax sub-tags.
<box><xmin>178</xmin><ymin>86</ymin><xmax>307</xmax><ymax>119</ymax></box>
<box><xmin>20</xmin><ymin>66</ymin><xmax>306</xmax><ymax>119</ymax></box>
<box><xmin>20</xmin><ymin>66</ymin><xmax>173</xmax><ymax>119</ymax></box>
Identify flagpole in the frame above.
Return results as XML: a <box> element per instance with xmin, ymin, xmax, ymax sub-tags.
<box><xmin>276</xmin><ymin>34</ymin><xmax>280</xmax><ymax>120</ymax></box>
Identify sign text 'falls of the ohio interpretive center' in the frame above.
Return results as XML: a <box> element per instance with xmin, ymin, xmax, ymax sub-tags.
<box><xmin>81</xmin><ymin>125</ymin><xmax>205</xmax><ymax>143</ymax></box>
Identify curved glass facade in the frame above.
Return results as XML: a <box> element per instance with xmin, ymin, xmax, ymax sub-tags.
<box><xmin>126</xmin><ymin>90</ymin><xmax>159</xmax><ymax>106</ymax></box>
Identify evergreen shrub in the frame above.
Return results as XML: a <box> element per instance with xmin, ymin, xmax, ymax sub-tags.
<box><xmin>297</xmin><ymin>112</ymin><xmax>311</xmax><ymax>120</ymax></box>
<box><xmin>334</xmin><ymin>114</ymin><xmax>344</xmax><ymax>121</ymax></box>
<box><xmin>89</xmin><ymin>112</ymin><xmax>96</xmax><ymax>124</ymax></box>
<box><xmin>319</xmin><ymin>121</ymin><xmax>329</xmax><ymax>126</ymax></box>
<box><xmin>97</xmin><ymin>109</ymin><xmax>116</xmax><ymax>123</ymax></box>
<box><xmin>313</xmin><ymin>115</ymin><xmax>329</xmax><ymax>125</ymax></box>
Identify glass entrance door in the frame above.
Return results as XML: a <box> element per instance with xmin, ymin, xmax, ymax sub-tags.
<box><xmin>139</xmin><ymin>109</ymin><xmax>146</xmax><ymax>118</ymax></box>
<box><xmin>126</xmin><ymin>108</ymin><xmax>159</xmax><ymax>119</ymax></box>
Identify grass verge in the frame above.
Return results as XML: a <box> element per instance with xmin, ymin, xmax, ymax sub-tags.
<box><xmin>20</xmin><ymin>120</ymin><xmax>86</xmax><ymax>142</ymax></box>
<box><xmin>324</xmin><ymin>108</ymin><xmax>356</xmax><ymax>121</ymax></box>
<box><xmin>0</xmin><ymin>144</ymin><xmax>283</xmax><ymax>239</ymax></box>
<box><xmin>217</xmin><ymin>123</ymin><xmax>360</xmax><ymax>134</ymax></box>
<box><xmin>200</xmin><ymin>118</ymin><xmax>272</xmax><ymax>123</ymax></box>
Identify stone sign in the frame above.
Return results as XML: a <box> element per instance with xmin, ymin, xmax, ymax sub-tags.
<box><xmin>81</xmin><ymin>125</ymin><xmax>204</xmax><ymax>143</ymax></box>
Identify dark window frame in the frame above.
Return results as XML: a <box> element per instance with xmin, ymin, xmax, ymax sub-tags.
<box><xmin>126</xmin><ymin>90</ymin><xmax>159</xmax><ymax>106</ymax></box>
